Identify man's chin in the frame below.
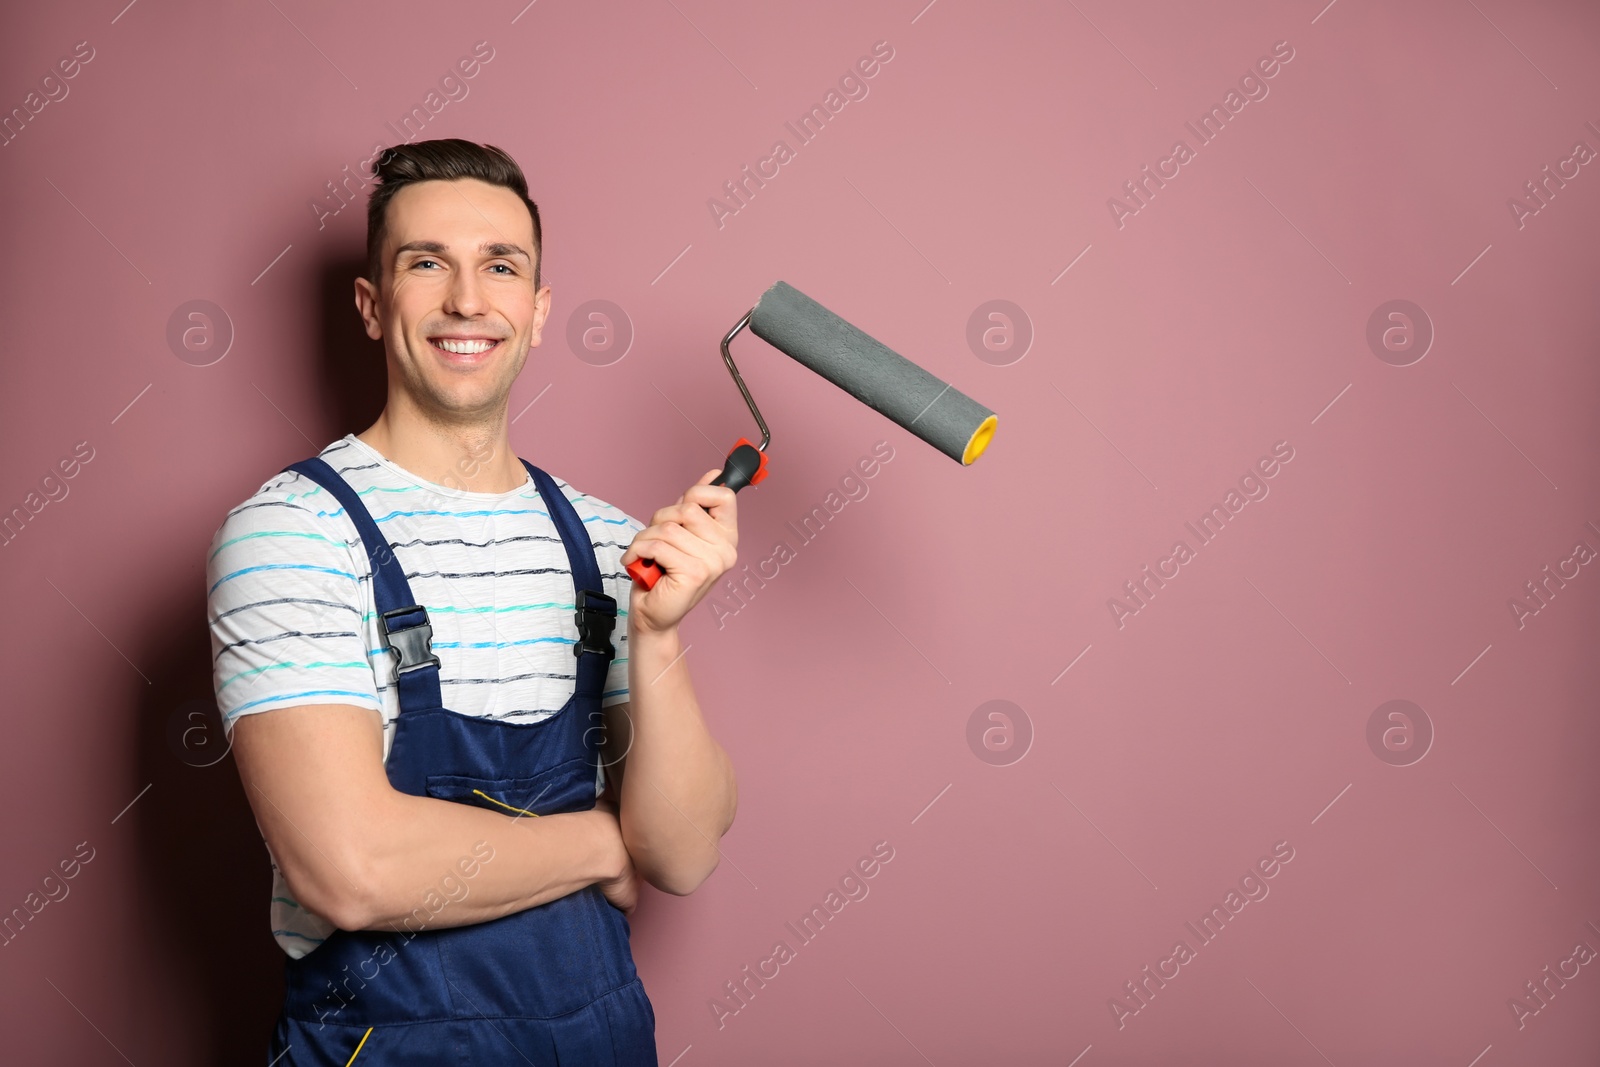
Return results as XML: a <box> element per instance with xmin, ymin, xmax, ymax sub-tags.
<box><xmin>404</xmin><ymin>374</ymin><xmax>514</xmax><ymax>419</ymax></box>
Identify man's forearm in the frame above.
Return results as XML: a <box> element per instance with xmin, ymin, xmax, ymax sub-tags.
<box><xmin>322</xmin><ymin>803</ymin><xmax>623</xmax><ymax>933</ymax></box>
<box><xmin>617</xmin><ymin>625</ymin><xmax>737</xmax><ymax>895</ymax></box>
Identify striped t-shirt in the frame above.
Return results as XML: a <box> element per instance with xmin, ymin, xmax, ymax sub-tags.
<box><xmin>205</xmin><ymin>434</ymin><xmax>644</xmax><ymax>957</ymax></box>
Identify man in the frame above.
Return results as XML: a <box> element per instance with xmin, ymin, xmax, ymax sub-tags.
<box><xmin>206</xmin><ymin>138</ymin><xmax>738</xmax><ymax>1064</ymax></box>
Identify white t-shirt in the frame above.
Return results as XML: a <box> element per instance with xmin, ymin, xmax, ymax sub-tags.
<box><xmin>205</xmin><ymin>434</ymin><xmax>644</xmax><ymax>957</ymax></box>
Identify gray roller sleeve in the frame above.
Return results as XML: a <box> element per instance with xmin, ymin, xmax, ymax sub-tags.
<box><xmin>748</xmin><ymin>281</ymin><xmax>997</xmax><ymax>465</ymax></box>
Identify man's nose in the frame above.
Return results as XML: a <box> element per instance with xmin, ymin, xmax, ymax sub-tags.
<box><xmin>443</xmin><ymin>266</ymin><xmax>485</xmax><ymax>317</ymax></box>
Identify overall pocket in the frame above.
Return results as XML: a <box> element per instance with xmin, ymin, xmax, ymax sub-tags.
<box><xmin>424</xmin><ymin>757</ymin><xmax>597</xmax><ymax>819</ymax></box>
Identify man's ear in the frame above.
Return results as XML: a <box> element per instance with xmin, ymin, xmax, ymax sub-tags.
<box><xmin>527</xmin><ymin>282</ymin><xmax>552</xmax><ymax>350</ymax></box>
<box><xmin>353</xmin><ymin>275</ymin><xmax>383</xmax><ymax>341</ymax></box>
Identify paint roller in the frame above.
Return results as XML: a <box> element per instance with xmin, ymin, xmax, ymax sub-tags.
<box><xmin>625</xmin><ymin>280</ymin><xmax>999</xmax><ymax>589</ymax></box>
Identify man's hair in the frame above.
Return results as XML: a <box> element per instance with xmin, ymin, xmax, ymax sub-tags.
<box><xmin>364</xmin><ymin>138</ymin><xmax>542</xmax><ymax>290</ymax></box>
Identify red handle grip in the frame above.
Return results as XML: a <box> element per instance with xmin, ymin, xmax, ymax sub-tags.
<box><xmin>626</xmin><ymin>438</ymin><xmax>768</xmax><ymax>589</ymax></box>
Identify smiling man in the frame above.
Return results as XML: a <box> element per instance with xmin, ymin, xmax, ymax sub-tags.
<box><xmin>206</xmin><ymin>139</ymin><xmax>738</xmax><ymax>1064</ymax></box>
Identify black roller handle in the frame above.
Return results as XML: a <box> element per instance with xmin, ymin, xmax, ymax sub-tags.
<box><xmin>624</xmin><ymin>438</ymin><xmax>769</xmax><ymax>590</ymax></box>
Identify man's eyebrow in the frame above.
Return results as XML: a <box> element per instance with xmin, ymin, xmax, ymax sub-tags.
<box><xmin>394</xmin><ymin>240</ymin><xmax>530</xmax><ymax>260</ymax></box>
<box><xmin>482</xmin><ymin>242</ymin><xmax>530</xmax><ymax>260</ymax></box>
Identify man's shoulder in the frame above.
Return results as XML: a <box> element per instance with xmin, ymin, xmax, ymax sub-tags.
<box><xmin>207</xmin><ymin>442</ymin><xmax>362</xmax><ymax>585</ymax></box>
<box><xmin>540</xmin><ymin>471</ymin><xmax>644</xmax><ymax>540</ymax></box>
<box><xmin>217</xmin><ymin>447</ymin><xmax>340</xmax><ymax>523</ymax></box>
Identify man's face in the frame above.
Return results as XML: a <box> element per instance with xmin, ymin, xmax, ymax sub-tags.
<box><xmin>355</xmin><ymin>177</ymin><xmax>548</xmax><ymax>424</ymax></box>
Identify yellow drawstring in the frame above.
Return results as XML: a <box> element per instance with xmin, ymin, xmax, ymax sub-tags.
<box><xmin>345</xmin><ymin>1026</ymin><xmax>373</xmax><ymax>1065</ymax></box>
<box><xmin>472</xmin><ymin>788</ymin><xmax>541</xmax><ymax>818</ymax></box>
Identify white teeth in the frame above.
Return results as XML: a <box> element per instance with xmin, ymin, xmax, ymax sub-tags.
<box><xmin>435</xmin><ymin>338</ymin><xmax>496</xmax><ymax>355</ymax></box>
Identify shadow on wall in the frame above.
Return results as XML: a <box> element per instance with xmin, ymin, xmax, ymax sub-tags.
<box><xmin>131</xmin><ymin>254</ymin><xmax>385</xmax><ymax>1063</ymax></box>
<box><xmin>314</xmin><ymin>255</ymin><xmax>389</xmax><ymax>438</ymax></box>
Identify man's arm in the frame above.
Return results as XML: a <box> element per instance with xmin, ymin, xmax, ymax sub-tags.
<box><xmin>232</xmin><ymin>703</ymin><xmax>630</xmax><ymax>932</ymax></box>
<box><xmin>603</xmin><ymin>627</ymin><xmax>737</xmax><ymax>895</ymax></box>
<box><xmin>610</xmin><ymin>468</ymin><xmax>742</xmax><ymax>896</ymax></box>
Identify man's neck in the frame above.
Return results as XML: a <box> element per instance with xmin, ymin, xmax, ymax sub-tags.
<box><xmin>356</xmin><ymin>409</ymin><xmax>525</xmax><ymax>494</ymax></box>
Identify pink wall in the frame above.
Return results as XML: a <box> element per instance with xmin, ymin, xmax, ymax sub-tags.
<box><xmin>3</xmin><ymin>0</ymin><xmax>1598</xmax><ymax>1062</ymax></box>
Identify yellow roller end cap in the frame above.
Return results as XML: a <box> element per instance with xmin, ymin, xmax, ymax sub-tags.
<box><xmin>962</xmin><ymin>414</ymin><xmax>997</xmax><ymax>465</ymax></box>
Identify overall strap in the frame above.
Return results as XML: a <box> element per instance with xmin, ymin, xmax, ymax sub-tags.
<box><xmin>519</xmin><ymin>459</ymin><xmax>618</xmax><ymax>699</ymax></box>
<box><xmin>283</xmin><ymin>457</ymin><xmax>444</xmax><ymax>713</ymax></box>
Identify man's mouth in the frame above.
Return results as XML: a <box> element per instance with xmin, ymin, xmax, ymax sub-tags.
<box><xmin>429</xmin><ymin>336</ymin><xmax>503</xmax><ymax>364</ymax></box>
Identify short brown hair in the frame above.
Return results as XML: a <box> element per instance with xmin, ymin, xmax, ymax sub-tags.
<box><xmin>364</xmin><ymin>138</ymin><xmax>542</xmax><ymax>290</ymax></box>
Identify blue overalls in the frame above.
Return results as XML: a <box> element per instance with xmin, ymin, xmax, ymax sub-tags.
<box><xmin>265</xmin><ymin>454</ymin><xmax>658</xmax><ymax>1066</ymax></box>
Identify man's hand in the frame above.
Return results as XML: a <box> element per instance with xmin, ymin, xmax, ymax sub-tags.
<box><xmin>619</xmin><ymin>468</ymin><xmax>738</xmax><ymax>635</ymax></box>
<box><xmin>597</xmin><ymin>847</ymin><xmax>640</xmax><ymax>915</ymax></box>
<box><xmin>592</xmin><ymin>791</ymin><xmax>639</xmax><ymax>915</ymax></box>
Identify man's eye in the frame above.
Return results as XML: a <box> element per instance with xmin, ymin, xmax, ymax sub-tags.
<box><xmin>489</xmin><ymin>263</ymin><xmax>515</xmax><ymax>274</ymax></box>
<box><xmin>413</xmin><ymin>259</ymin><xmax>441</xmax><ymax>270</ymax></box>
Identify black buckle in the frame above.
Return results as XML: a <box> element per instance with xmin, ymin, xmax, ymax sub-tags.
<box><xmin>574</xmin><ymin>589</ymin><xmax>617</xmax><ymax>659</ymax></box>
<box><xmin>379</xmin><ymin>604</ymin><xmax>441</xmax><ymax>674</ymax></box>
